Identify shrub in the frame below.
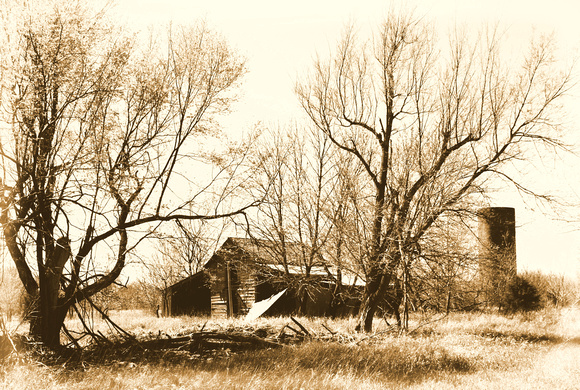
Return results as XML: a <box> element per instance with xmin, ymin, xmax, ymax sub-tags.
<box><xmin>503</xmin><ymin>275</ymin><xmax>543</xmax><ymax>313</ymax></box>
<box><xmin>520</xmin><ymin>271</ymin><xmax>579</xmax><ymax>307</ymax></box>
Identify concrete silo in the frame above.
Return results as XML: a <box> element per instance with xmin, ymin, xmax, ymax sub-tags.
<box><xmin>478</xmin><ymin>207</ymin><xmax>517</xmax><ymax>305</ymax></box>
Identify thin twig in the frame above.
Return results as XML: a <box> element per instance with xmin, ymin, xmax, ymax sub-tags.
<box><xmin>84</xmin><ymin>296</ymin><xmax>136</xmax><ymax>341</ymax></box>
<box><xmin>290</xmin><ymin>317</ymin><xmax>310</xmax><ymax>336</ymax></box>
<box><xmin>61</xmin><ymin>325</ymin><xmax>81</xmax><ymax>350</ymax></box>
<box><xmin>72</xmin><ymin>304</ymin><xmax>102</xmax><ymax>345</ymax></box>
<box><xmin>286</xmin><ymin>325</ymin><xmax>304</xmax><ymax>336</ymax></box>
<box><xmin>321</xmin><ymin>322</ymin><xmax>337</xmax><ymax>335</ymax></box>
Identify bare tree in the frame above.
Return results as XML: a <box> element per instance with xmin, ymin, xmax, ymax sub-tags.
<box><xmin>297</xmin><ymin>13</ymin><xmax>572</xmax><ymax>331</ymax></box>
<box><xmin>245</xmin><ymin>124</ymin><xmax>339</xmax><ymax>313</ymax></box>
<box><xmin>0</xmin><ymin>1</ymin><xmax>255</xmax><ymax>347</ymax></box>
<box><xmin>143</xmin><ymin>218</ymin><xmax>229</xmax><ymax>314</ymax></box>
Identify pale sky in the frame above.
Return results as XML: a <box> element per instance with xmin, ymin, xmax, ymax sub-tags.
<box><xmin>113</xmin><ymin>0</ymin><xmax>580</xmax><ymax>276</ymax></box>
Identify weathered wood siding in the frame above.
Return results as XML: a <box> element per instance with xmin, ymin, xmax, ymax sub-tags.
<box><xmin>236</xmin><ymin>270</ymin><xmax>256</xmax><ymax>315</ymax></box>
<box><xmin>163</xmin><ymin>237</ymin><xmax>364</xmax><ymax>319</ymax></box>
<box><xmin>208</xmin><ymin>257</ymin><xmax>257</xmax><ymax>317</ymax></box>
<box><xmin>209</xmin><ymin>257</ymin><xmax>229</xmax><ymax>318</ymax></box>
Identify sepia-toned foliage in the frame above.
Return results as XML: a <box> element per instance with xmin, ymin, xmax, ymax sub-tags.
<box><xmin>0</xmin><ymin>0</ymin><xmax>254</xmax><ymax>347</ymax></box>
<box><xmin>297</xmin><ymin>12</ymin><xmax>572</xmax><ymax>331</ymax></box>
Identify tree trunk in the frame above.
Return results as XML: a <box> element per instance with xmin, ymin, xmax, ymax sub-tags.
<box><xmin>38</xmin><ymin>305</ymin><xmax>68</xmax><ymax>349</ymax></box>
<box><xmin>26</xmin><ymin>293</ymin><xmax>42</xmax><ymax>340</ymax></box>
<box><xmin>328</xmin><ymin>268</ymin><xmax>343</xmax><ymax>317</ymax></box>
<box><xmin>27</xmin><ymin>291</ymin><xmax>69</xmax><ymax>348</ymax></box>
<box><xmin>30</xmin><ymin>238</ymin><xmax>72</xmax><ymax>348</ymax></box>
<box><xmin>356</xmin><ymin>250</ymin><xmax>401</xmax><ymax>332</ymax></box>
<box><xmin>35</xmin><ymin>276</ymin><xmax>68</xmax><ymax>348</ymax></box>
<box><xmin>297</xmin><ymin>267</ymin><xmax>312</xmax><ymax>315</ymax></box>
<box><xmin>356</xmin><ymin>270</ymin><xmax>393</xmax><ymax>332</ymax></box>
<box><xmin>297</xmin><ymin>285</ymin><xmax>309</xmax><ymax>315</ymax></box>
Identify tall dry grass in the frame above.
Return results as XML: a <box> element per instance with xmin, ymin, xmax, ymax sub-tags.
<box><xmin>1</xmin><ymin>307</ymin><xmax>578</xmax><ymax>389</ymax></box>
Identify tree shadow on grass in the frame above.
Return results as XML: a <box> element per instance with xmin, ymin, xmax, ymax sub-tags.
<box><xmin>211</xmin><ymin>341</ymin><xmax>473</xmax><ymax>384</ymax></box>
<box><xmin>15</xmin><ymin>334</ymin><xmax>473</xmax><ymax>385</ymax></box>
<box><xmin>475</xmin><ymin>330</ymin><xmax>579</xmax><ymax>344</ymax></box>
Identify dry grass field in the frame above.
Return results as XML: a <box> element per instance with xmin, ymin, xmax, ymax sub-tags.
<box><xmin>1</xmin><ymin>307</ymin><xmax>579</xmax><ymax>389</ymax></box>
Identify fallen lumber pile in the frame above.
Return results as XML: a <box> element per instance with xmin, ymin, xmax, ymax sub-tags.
<box><xmin>138</xmin><ymin>330</ymin><xmax>282</xmax><ymax>352</ymax></box>
<box><xmin>16</xmin><ymin>317</ymin><xmax>365</xmax><ymax>367</ymax></box>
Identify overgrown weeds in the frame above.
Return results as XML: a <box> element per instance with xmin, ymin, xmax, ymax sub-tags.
<box><xmin>207</xmin><ymin>339</ymin><xmax>471</xmax><ymax>382</ymax></box>
<box><xmin>1</xmin><ymin>308</ymin><xmax>578</xmax><ymax>389</ymax></box>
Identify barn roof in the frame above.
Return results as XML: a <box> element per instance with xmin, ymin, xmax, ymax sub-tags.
<box><xmin>205</xmin><ymin>237</ymin><xmax>364</xmax><ymax>286</ymax></box>
<box><xmin>221</xmin><ymin>237</ymin><xmax>325</xmax><ymax>267</ymax></box>
<box><xmin>165</xmin><ymin>237</ymin><xmax>365</xmax><ymax>295</ymax></box>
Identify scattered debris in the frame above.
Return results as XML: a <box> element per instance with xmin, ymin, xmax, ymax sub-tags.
<box><xmin>321</xmin><ymin>322</ymin><xmax>336</xmax><ymax>335</ymax></box>
<box><xmin>13</xmin><ymin>313</ymin><xmax>366</xmax><ymax>368</ymax></box>
<box><xmin>290</xmin><ymin>317</ymin><xmax>310</xmax><ymax>336</ymax></box>
<box><xmin>245</xmin><ymin>289</ymin><xmax>287</xmax><ymax>321</ymax></box>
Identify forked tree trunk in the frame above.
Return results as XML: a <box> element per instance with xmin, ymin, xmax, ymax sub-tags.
<box><xmin>356</xmin><ymin>251</ymin><xmax>401</xmax><ymax>332</ymax></box>
<box><xmin>35</xmin><ymin>275</ymin><xmax>70</xmax><ymax>348</ymax></box>
<box><xmin>29</xmin><ymin>238</ymin><xmax>72</xmax><ymax>348</ymax></box>
<box><xmin>356</xmin><ymin>270</ymin><xmax>393</xmax><ymax>332</ymax></box>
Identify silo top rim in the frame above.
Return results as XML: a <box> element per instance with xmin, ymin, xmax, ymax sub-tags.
<box><xmin>479</xmin><ymin>207</ymin><xmax>515</xmax><ymax>212</ymax></box>
<box><xmin>478</xmin><ymin>207</ymin><xmax>516</xmax><ymax>219</ymax></box>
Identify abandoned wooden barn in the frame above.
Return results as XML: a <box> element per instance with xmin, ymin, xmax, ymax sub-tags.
<box><xmin>162</xmin><ymin>237</ymin><xmax>364</xmax><ymax>318</ymax></box>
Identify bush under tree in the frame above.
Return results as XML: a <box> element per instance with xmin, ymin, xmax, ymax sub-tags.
<box><xmin>502</xmin><ymin>275</ymin><xmax>543</xmax><ymax>313</ymax></box>
<box><xmin>296</xmin><ymin>11</ymin><xmax>572</xmax><ymax>331</ymax></box>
